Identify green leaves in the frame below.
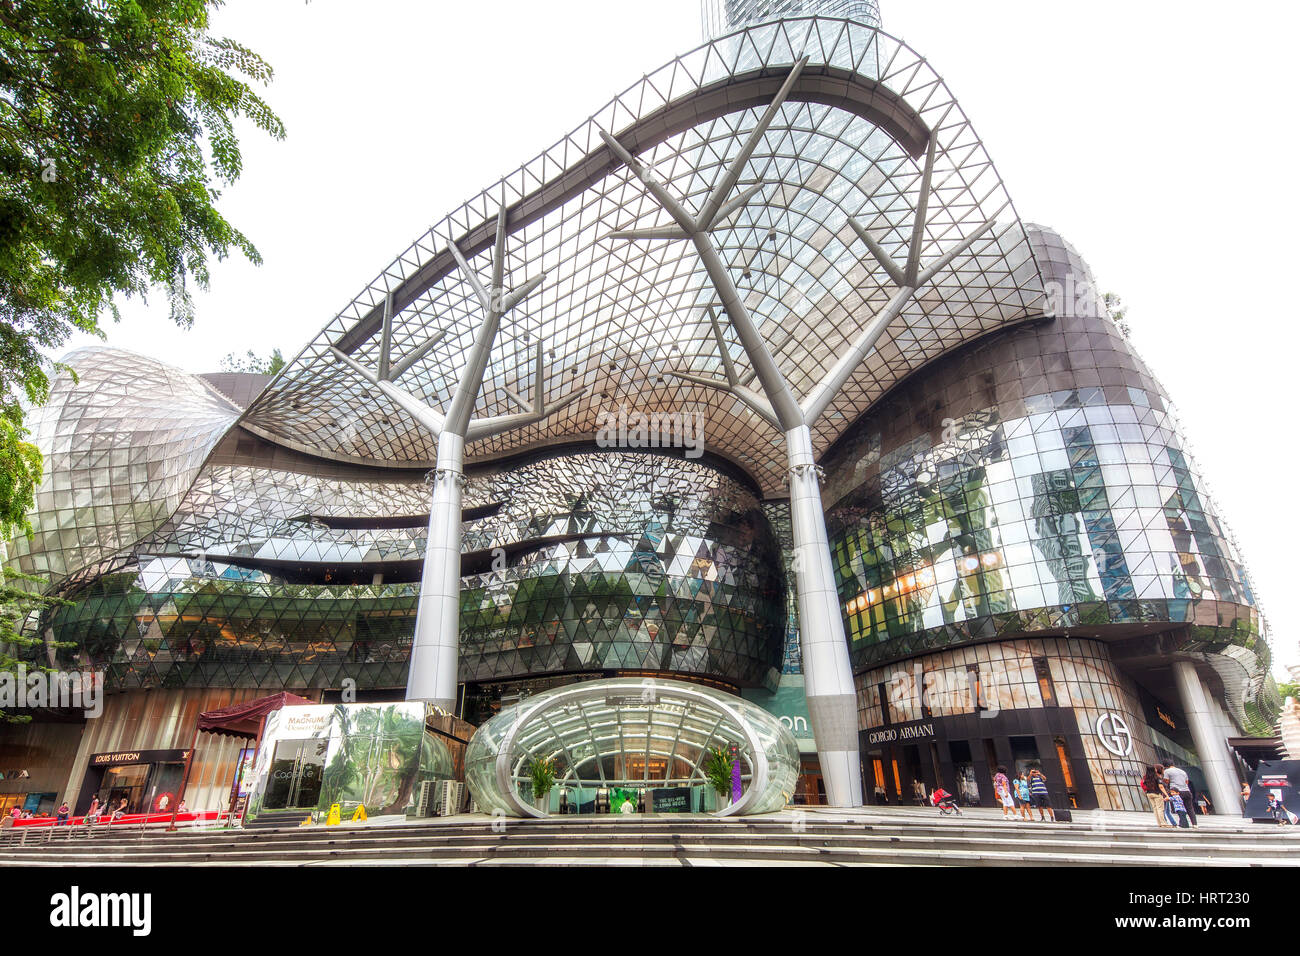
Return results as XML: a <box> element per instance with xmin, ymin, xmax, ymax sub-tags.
<box><xmin>0</xmin><ymin>0</ymin><xmax>284</xmax><ymax>535</ymax></box>
<box><xmin>703</xmin><ymin>744</ymin><xmax>734</xmax><ymax>799</ymax></box>
<box><xmin>528</xmin><ymin>755</ymin><xmax>557</xmax><ymax>799</ymax></box>
<box><xmin>0</xmin><ymin>404</ymin><xmax>42</xmax><ymax>539</ymax></box>
<box><xmin>219</xmin><ymin>347</ymin><xmax>283</xmax><ymax>375</ymax></box>
<box><xmin>0</xmin><ymin>563</ymin><xmax>74</xmax><ymax>722</ymax></box>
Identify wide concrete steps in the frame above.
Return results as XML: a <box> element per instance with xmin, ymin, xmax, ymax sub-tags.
<box><xmin>3</xmin><ymin>815</ymin><xmax>1296</xmax><ymax>867</ymax></box>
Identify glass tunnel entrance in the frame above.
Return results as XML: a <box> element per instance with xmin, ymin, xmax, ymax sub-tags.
<box><xmin>464</xmin><ymin>678</ymin><xmax>800</xmax><ymax>817</ymax></box>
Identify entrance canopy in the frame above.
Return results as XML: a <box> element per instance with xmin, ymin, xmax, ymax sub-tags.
<box><xmin>196</xmin><ymin>691</ymin><xmax>314</xmax><ymax>740</ymax></box>
<box><xmin>465</xmin><ymin>677</ymin><xmax>799</xmax><ymax>817</ymax></box>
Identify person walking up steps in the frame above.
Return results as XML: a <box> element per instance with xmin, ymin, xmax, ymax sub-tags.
<box><xmin>1140</xmin><ymin>766</ymin><xmax>1173</xmax><ymax>828</ymax></box>
<box><xmin>1162</xmin><ymin>762</ymin><xmax>1197</xmax><ymax>828</ymax></box>
<box><xmin>1166</xmin><ymin>786</ymin><xmax>1191</xmax><ymax>828</ymax></box>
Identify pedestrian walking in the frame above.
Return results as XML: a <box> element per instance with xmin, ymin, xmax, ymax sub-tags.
<box><xmin>1162</xmin><ymin>762</ymin><xmax>1197</xmax><ymax>828</ymax></box>
<box><xmin>1140</xmin><ymin>766</ymin><xmax>1172</xmax><ymax>828</ymax></box>
<box><xmin>993</xmin><ymin>766</ymin><xmax>1015</xmax><ymax>820</ymax></box>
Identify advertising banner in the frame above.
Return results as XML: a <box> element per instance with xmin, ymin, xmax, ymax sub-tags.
<box><xmin>1244</xmin><ymin>760</ymin><xmax>1300</xmax><ymax>821</ymax></box>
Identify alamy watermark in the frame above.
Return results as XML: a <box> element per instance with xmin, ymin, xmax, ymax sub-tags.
<box><xmin>595</xmin><ymin>404</ymin><xmax>704</xmax><ymax>459</ymax></box>
<box><xmin>0</xmin><ymin>665</ymin><xmax>103</xmax><ymax>719</ymax></box>
<box><xmin>881</xmin><ymin>661</ymin><xmax>1005</xmax><ymax>720</ymax></box>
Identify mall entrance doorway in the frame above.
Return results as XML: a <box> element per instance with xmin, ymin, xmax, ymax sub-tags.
<box><xmin>262</xmin><ymin>738</ymin><xmax>327</xmax><ymax>810</ymax></box>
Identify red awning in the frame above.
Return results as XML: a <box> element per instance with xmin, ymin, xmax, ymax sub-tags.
<box><xmin>197</xmin><ymin>691</ymin><xmax>314</xmax><ymax>739</ymax></box>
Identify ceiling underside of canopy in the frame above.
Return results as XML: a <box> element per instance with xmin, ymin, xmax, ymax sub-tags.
<box><xmin>239</xmin><ymin>16</ymin><xmax>1045</xmax><ymax>495</ymax></box>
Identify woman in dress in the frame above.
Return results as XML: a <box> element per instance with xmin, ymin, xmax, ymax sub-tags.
<box><xmin>993</xmin><ymin>765</ymin><xmax>1015</xmax><ymax>821</ymax></box>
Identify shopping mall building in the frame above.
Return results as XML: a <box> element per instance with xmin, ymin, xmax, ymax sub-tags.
<box><xmin>0</xmin><ymin>0</ymin><xmax>1280</xmax><ymax>822</ymax></box>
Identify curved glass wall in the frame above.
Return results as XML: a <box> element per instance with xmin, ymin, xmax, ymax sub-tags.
<box><xmin>5</xmin><ymin>348</ymin><xmax>239</xmax><ymax>587</ymax></box>
<box><xmin>465</xmin><ymin>677</ymin><xmax>799</xmax><ymax>816</ymax></box>
<box><xmin>821</xmin><ymin>226</ymin><xmax>1273</xmax><ymax>723</ymax></box>
<box><xmin>39</xmin><ymin>451</ymin><xmax>786</xmax><ymax>692</ymax></box>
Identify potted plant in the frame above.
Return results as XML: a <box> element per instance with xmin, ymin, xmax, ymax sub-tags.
<box><xmin>528</xmin><ymin>756</ymin><xmax>556</xmax><ymax>813</ymax></box>
<box><xmin>703</xmin><ymin>745</ymin><xmax>734</xmax><ymax>812</ymax></box>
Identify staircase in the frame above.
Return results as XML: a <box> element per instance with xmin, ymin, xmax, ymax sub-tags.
<box><xmin>3</xmin><ymin>810</ymin><xmax>1298</xmax><ymax>866</ymax></box>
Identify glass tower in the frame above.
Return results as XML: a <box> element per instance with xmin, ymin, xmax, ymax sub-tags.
<box><xmin>702</xmin><ymin>0</ymin><xmax>882</xmax><ymax>39</ymax></box>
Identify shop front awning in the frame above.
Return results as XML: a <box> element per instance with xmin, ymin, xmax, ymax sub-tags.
<box><xmin>197</xmin><ymin>691</ymin><xmax>315</xmax><ymax>740</ymax></box>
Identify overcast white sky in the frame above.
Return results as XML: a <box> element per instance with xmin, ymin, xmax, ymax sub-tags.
<box><xmin>64</xmin><ymin>1</ymin><xmax>1300</xmax><ymax>676</ymax></box>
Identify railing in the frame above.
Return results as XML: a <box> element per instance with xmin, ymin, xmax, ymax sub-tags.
<box><xmin>0</xmin><ymin>809</ymin><xmax>240</xmax><ymax>847</ymax></box>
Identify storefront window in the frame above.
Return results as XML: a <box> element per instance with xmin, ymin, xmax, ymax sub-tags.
<box><xmin>1054</xmin><ymin>736</ymin><xmax>1079</xmax><ymax>808</ymax></box>
<box><xmin>1011</xmin><ymin>735</ymin><xmax>1041</xmax><ymax>777</ymax></box>
<box><xmin>98</xmin><ymin>764</ymin><xmax>149</xmax><ymax>814</ymax></box>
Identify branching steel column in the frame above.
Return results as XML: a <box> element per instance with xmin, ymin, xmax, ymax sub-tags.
<box><xmin>332</xmin><ymin>205</ymin><xmax>572</xmax><ymax>712</ymax></box>
<box><xmin>691</xmin><ymin>234</ymin><xmax>862</xmax><ymax>808</ymax></box>
<box><xmin>599</xmin><ymin>56</ymin><xmax>863</xmax><ymax>806</ymax></box>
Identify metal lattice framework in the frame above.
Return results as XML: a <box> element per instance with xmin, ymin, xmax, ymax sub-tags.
<box><xmin>238</xmin><ymin>17</ymin><xmax>1044</xmax><ymax>497</ymax></box>
<box><xmin>464</xmin><ymin>677</ymin><xmax>800</xmax><ymax>817</ymax></box>
<box><xmin>6</xmin><ymin>348</ymin><xmax>240</xmax><ymax>585</ymax></box>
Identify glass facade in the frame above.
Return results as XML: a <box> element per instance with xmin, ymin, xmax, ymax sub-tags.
<box><xmin>855</xmin><ymin>638</ymin><xmax>1194</xmax><ymax>811</ymax></box>
<box><xmin>702</xmin><ymin>0</ymin><xmax>881</xmax><ymax>39</ymax></box>
<box><xmin>5</xmin><ymin>348</ymin><xmax>240</xmax><ymax>588</ymax></box>
<box><xmin>38</xmin><ymin>442</ymin><xmax>786</xmax><ymax>693</ymax></box>
<box><xmin>232</xmin><ymin>16</ymin><xmax>1039</xmax><ymax>498</ymax></box>
<box><xmin>822</xmin><ymin>226</ymin><xmax>1276</xmax><ymax>732</ymax></box>
<box><xmin>242</xmin><ymin>702</ymin><xmax>457</xmax><ymax>823</ymax></box>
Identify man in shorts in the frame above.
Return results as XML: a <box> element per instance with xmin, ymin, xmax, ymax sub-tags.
<box><xmin>1028</xmin><ymin>768</ymin><xmax>1055</xmax><ymax>822</ymax></box>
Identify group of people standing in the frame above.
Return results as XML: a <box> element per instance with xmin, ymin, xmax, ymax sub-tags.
<box><xmin>991</xmin><ymin>766</ymin><xmax>1055</xmax><ymax>822</ymax></box>
<box><xmin>1139</xmin><ymin>762</ymin><xmax>1208</xmax><ymax>828</ymax></box>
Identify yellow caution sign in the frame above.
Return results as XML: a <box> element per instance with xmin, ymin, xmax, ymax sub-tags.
<box><xmin>299</xmin><ymin>816</ymin><xmax>313</xmax><ymax>827</ymax></box>
<box><xmin>351</xmin><ymin>805</ymin><xmax>367</xmax><ymax>823</ymax></box>
<box><xmin>326</xmin><ymin>803</ymin><xmax>342</xmax><ymax>826</ymax></box>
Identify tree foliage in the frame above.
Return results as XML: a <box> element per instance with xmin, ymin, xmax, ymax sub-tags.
<box><xmin>0</xmin><ymin>0</ymin><xmax>284</xmax><ymax>539</ymax></box>
<box><xmin>0</xmin><ymin>562</ymin><xmax>73</xmax><ymax>722</ymax></box>
<box><xmin>1103</xmin><ymin>291</ymin><xmax>1131</xmax><ymax>339</ymax></box>
<box><xmin>219</xmin><ymin>346</ymin><xmax>283</xmax><ymax>375</ymax></box>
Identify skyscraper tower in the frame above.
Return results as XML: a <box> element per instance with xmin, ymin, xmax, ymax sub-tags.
<box><xmin>703</xmin><ymin>0</ymin><xmax>881</xmax><ymax>39</ymax></box>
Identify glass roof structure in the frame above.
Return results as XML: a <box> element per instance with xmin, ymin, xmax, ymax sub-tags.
<box><xmin>465</xmin><ymin>677</ymin><xmax>799</xmax><ymax>816</ymax></box>
<box><xmin>238</xmin><ymin>16</ymin><xmax>1045</xmax><ymax>495</ymax></box>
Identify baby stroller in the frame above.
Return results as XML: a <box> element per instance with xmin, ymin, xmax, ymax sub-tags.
<box><xmin>930</xmin><ymin>787</ymin><xmax>962</xmax><ymax>815</ymax></box>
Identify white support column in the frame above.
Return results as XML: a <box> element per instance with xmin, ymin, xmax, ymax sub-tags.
<box><xmin>787</xmin><ymin>425</ymin><xmax>863</xmax><ymax>807</ymax></box>
<box><xmin>327</xmin><ymin>207</ymin><xmax>569</xmax><ymax>713</ymax></box>
<box><xmin>597</xmin><ymin>59</ymin><xmax>869</xmax><ymax>805</ymax></box>
<box><xmin>1172</xmin><ymin>660</ymin><xmax>1241</xmax><ymax>817</ymax></box>
<box><xmin>1210</xmin><ymin>695</ymin><xmax>1245</xmax><ymax>809</ymax></box>
<box><xmin>407</xmin><ymin>433</ymin><xmax>466</xmax><ymax>711</ymax></box>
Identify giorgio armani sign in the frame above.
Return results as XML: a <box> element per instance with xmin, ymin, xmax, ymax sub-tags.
<box><xmin>866</xmin><ymin>720</ymin><xmax>936</xmax><ymax>745</ymax></box>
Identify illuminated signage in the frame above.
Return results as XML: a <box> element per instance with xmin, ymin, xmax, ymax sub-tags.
<box><xmin>90</xmin><ymin>749</ymin><xmax>190</xmax><ymax>767</ymax></box>
<box><xmin>1155</xmin><ymin>705</ymin><xmax>1177</xmax><ymax>732</ymax></box>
